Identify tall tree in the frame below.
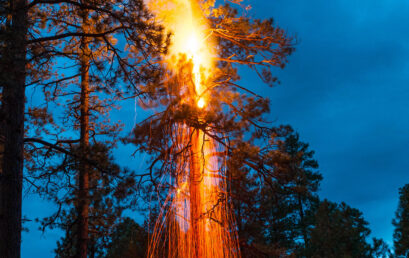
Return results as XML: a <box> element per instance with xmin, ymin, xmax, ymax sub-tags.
<box><xmin>273</xmin><ymin>129</ymin><xmax>321</xmax><ymax>255</ymax></box>
<box><xmin>77</xmin><ymin>8</ymin><xmax>91</xmax><ymax>256</ymax></box>
<box><xmin>0</xmin><ymin>0</ymin><xmax>28</xmax><ymax>256</ymax></box>
<box><xmin>393</xmin><ymin>184</ymin><xmax>409</xmax><ymax>257</ymax></box>
<box><xmin>228</xmin><ymin>125</ymin><xmax>322</xmax><ymax>256</ymax></box>
<box><xmin>128</xmin><ymin>0</ymin><xmax>294</xmax><ymax>209</ymax></box>
<box><xmin>23</xmin><ymin>0</ymin><xmax>166</xmax><ymax>257</ymax></box>
<box><xmin>128</xmin><ymin>2</ymin><xmax>294</xmax><ymax>256</ymax></box>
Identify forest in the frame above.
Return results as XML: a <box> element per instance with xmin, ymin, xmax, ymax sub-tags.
<box><xmin>1</xmin><ymin>0</ymin><xmax>408</xmax><ymax>257</ymax></box>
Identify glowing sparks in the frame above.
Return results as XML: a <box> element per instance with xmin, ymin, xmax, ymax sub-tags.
<box><xmin>147</xmin><ymin>1</ymin><xmax>241</xmax><ymax>257</ymax></box>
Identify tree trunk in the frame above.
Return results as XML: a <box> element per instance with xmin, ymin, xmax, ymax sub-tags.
<box><xmin>76</xmin><ymin>9</ymin><xmax>90</xmax><ymax>258</ymax></box>
<box><xmin>0</xmin><ymin>0</ymin><xmax>27</xmax><ymax>256</ymax></box>
<box><xmin>189</xmin><ymin>129</ymin><xmax>201</xmax><ymax>258</ymax></box>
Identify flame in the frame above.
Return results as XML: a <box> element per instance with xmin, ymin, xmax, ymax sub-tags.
<box><xmin>148</xmin><ymin>0</ymin><xmax>214</xmax><ymax>105</ymax></box>
<box><xmin>197</xmin><ymin>98</ymin><xmax>205</xmax><ymax>108</ymax></box>
<box><xmin>147</xmin><ymin>1</ymin><xmax>241</xmax><ymax>257</ymax></box>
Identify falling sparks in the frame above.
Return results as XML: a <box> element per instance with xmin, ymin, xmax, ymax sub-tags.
<box><xmin>146</xmin><ymin>0</ymin><xmax>241</xmax><ymax>257</ymax></box>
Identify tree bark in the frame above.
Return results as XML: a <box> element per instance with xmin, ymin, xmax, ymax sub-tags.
<box><xmin>189</xmin><ymin>129</ymin><xmax>202</xmax><ymax>258</ymax></box>
<box><xmin>76</xmin><ymin>9</ymin><xmax>90</xmax><ymax>258</ymax></box>
<box><xmin>0</xmin><ymin>0</ymin><xmax>28</xmax><ymax>256</ymax></box>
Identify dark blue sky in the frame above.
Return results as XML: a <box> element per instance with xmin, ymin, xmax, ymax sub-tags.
<box><xmin>253</xmin><ymin>0</ymin><xmax>409</xmax><ymax>247</ymax></box>
<box><xmin>22</xmin><ymin>0</ymin><xmax>409</xmax><ymax>256</ymax></box>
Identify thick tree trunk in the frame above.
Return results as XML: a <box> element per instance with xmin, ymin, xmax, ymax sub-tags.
<box><xmin>189</xmin><ymin>129</ymin><xmax>201</xmax><ymax>258</ymax></box>
<box><xmin>0</xmin><ymin>0</ymin><xmax>27</xmax><ymax>256</ymax></box>
<box><xmin>76</xmin><ymin>10</ymin><xmax>90</xmax><ymax>258</ymax></box>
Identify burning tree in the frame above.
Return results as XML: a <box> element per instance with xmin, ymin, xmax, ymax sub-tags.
<box><xmin>127</xmin><ymin>0</ymin><xmax>294</xmax><ymax>257</ymax></box>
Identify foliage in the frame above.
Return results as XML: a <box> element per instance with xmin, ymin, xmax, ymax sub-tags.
<box><xmin>106</xmin><ymin>217</ymin><xmax>148</xmax><ymax>258</ymax></box>
<box><xmin>50</xmin><ymin>144</ymin><xmax>137</xmax><ymax>257</ymax></box>
<box><xmin>393</xmin><ymin>184</ymin><xmax>409</xmax><ymax>257</ymax></box>
<box><xmin>306</xmin><ymin>200</ymin><xmax>372</xmax><ymax>258</ymax></box>
<box><xmin>229</xmin><ymin>125</ymin><xmax>322</xmax><ymax>256</ymax></box>
<box><xmin>370</xmin><ymin>238</ymin><xmax>392</xmax><ymax>258</ymax></box>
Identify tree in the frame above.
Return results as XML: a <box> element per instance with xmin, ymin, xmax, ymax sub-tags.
<box><xmin>228</xmin><ymin>125</ymin><xmax>322</xmax><ymax>256</ymax></box>
<box><xmin>260</xmin><ymin>127</ymin><xmax>321</xmax><ymax>256</ymax></box>
<box><xmin>127</xmin><ymin>1</ymin><xmax>294</xmax><ymax>256</ymax></box>
<box><xmin>23</xmin><ymin>0</ymin><xmax>166</xmax><ymax>257</ymax></box>
<box><xmin>0</xmin><ymin>0</ymin><xmax>28</xmax><ymax>256</ymax></box>
<box><xmin>393</xmin><ymin>184</ymin><xmax>409</xmax><ymax>257</ymax></box>
<box><xmin>1</xmin><ymin>0</ymin><xmax>165</xmax><ymax>255</ymax></box>
<box><xmin>275</xmin><ymin>129</ymin><xmax>321</xmax><ymax>255</ymax></box>
<box><xmin>106</xmin><ymin>217</ymin><xmax>148</xmax><ymax>258</ymax></box>
<box><xmin>370</xmin><ymin>238</ymin><xmax>392</xmax><ymax>258</ymax></box>
<box><xmin>307</xmin><ymin>200</ymin><xmax>372</xmax><ymax>258</ymax></box>
<box><xmin>128</xmin><ymin>0</ymin><xmax>294</xmax><ymax>208</ymax></box>
<box><xmin>41</xmin><ymin>144</ymin><xmax>137</xmax><ymax>258</ymax></box>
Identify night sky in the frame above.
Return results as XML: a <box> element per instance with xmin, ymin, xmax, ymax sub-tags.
<box><xmin>22</xmin><ymin>0</ymin><xmax>409</xmax><ymax>256</ymax></box>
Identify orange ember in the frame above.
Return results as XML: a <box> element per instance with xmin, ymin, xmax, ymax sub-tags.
<box><xmin>147</xmin><ymin>1</ymin><xmax>241</xmax><ymax>257</ymax></box>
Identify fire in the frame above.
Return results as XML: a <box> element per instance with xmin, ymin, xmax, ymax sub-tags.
<box><xmin>148</xmin><ymin>0</ymin><xmax>214</xmax><ymax>104</ymax></box>
<box><xmin>147</xmin><ymin>1</ymin><xmax>241</xmax><ymax>257</ymax></box>
<box><xmin>197</xmin><ymin>98</ymin><xmax>205</xmax><ymax>108</ymax></box>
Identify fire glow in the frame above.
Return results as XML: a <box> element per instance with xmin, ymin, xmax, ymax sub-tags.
<box><xmin>147</xmin><ymin>0</ymin><xmax>241</xmax><ymax>257</ymax></box>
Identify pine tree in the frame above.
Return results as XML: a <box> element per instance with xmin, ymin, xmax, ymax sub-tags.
<box><xmin>370</xmin><ymin>238</ymin><xmax>392</xmax><ymax>258</ymax></box>
<box><xmin>307</xmin><ymin>200</ymin><xmax>372</xmax><ymax>258</ymax></box>
<box><xmin>275</xmin><ymin>129</ymin><xmax>321</xmax><ymax>255</ymax></box>
<box><xmin>23</xmin><ymin>1</ymin><xmax>166</xmax><ymax>257</ymax></box>
<box><xmin>0</xmin><ymin>0</ymin><xmax>28</xmax><ymax>256</ymax></box>
<box><xmin>127</xmin><ymin>2</ymin><xmax>294</xmax><ymax>256</ymax></box>
<box><xmin>1</xmin><ymin>0</ymin><xmax>166</xmax><ymax>255</ymax></box>
<box><xmin>228</xmin><ymin>125</ymin><xmax>322</xmax><ymax>256</ymax></box>
<box><xmin>39</xmin><ymin>144</ymin><xmax>138</xmax><ymax>258</ymax></box>
<box><xmin>106</xmin><ymin>217</ymin><xmax>148</xmax><ymax>258</ymax></box>
<box><xmin>128</xmin><ymin>0</ymin><xmax>294</xmax><ymax>207</ymax></box>
<box><xmin>393</xmin><ymin>184</ymin><xmax>409</xmax><ymax>257</ymax></box>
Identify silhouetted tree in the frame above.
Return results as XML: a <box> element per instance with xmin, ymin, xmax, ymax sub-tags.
<box><xmin>306</xmin><ymin>200</ymin><xmax>372</xmax><ymax>258</ymax></box>
<box><xmin>106</xmin><ymin>217</ymin><xmax>148</xmax><ymax>258</ymax></box>
<box><xmin>0</xmin><ymin>0</ymin><xmax>28</xmax><ymax>255</ymax></box>
<box><xmin>229</xmin><ymin>125</ymin><xmax>321</xmax><ymax>256</ymax></box>
<box><xmin>370</xmin><ymin>238</ymin><xmax>392</xmax><ymax>258</ymax></box>
<box><xmin>393</xmin><ymin>184</ymin><xmax>409</xmax><ymax>257</ymax></box>
<box><xmin>45</xmin><ymin>144</ymin><xmax>137</xmax><ymax>258</ymax></box>
<box><xmin>262</xmin><ymin>128</ymin><xmax>321</xmax><ymax>256</ymax></box>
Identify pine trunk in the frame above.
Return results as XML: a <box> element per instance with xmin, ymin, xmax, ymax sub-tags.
<box><xmin>77</xmin><ymin>9</ymin><xmax>90</xmax><ymax>258</ymax></box>
<box><xmin>189</xmin><ymin>129</ymin><xmax>201</xmax><ymax>258</ymax></box>
<box><xmin>0</xmin><ymin>0</ymin><xmax>27</xmax><ymax>256</ymax></box>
